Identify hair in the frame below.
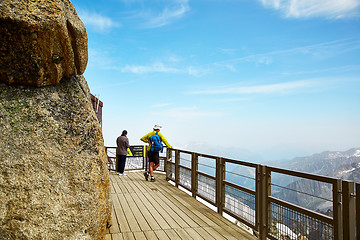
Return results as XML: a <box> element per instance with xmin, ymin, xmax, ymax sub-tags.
<box><xmin>122</xmin><ymin>130</ymin><xmax>127</xmax><ymax>136</ymax></box>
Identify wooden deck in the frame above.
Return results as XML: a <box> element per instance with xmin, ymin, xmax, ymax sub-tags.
<box><xmin>105</xmin><ymin>171</ymin><xmax>258</xmax><ymax>240</ymax></box>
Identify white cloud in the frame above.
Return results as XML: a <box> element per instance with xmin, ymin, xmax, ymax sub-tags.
<box><xmin>260</xmin><ymin>0</ymin><xmax>360</xmax><ymax>19</ymax></box>
<box><xmin>186</xmin><ymin>66</ymin><xmax>211</xmax><ymax>77</ymax></box>
<box><xmin>215</xmin><ymin>39</ymin><xmax>360</xmax><ymax>66</ymax></box>
<box><xmin>77</xmin><ymin>10</ymin><xmax>119</xmax><ymax>32</ymax></box>
<box><xmin>140</xmin><ymin>0</ymin><xmax>190</xmax><ymax>28</ymax></box>
<box><xmin>121</xmin><ymin>62</ymin><xmax>179</xmax><ymax>74</ymax></box>
<box><xmin>120</xmin><ymin>62</ymin><xmax>208</xmax><ymax>76</ymax></box>
<box><xmin>115</xmin><ymin>1</ymin><xmax>189</xmax><ymax>28</ymax></box>
<box><xmin>189</xmin><ymin>80</ymin><xmax>314</xmax><ymax>95</ymax></box>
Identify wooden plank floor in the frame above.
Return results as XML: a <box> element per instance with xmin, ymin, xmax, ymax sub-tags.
<box><xmin>105</xmin><ymin>171</ymin><xmax>258</xmax><ymax>240</ymax></box>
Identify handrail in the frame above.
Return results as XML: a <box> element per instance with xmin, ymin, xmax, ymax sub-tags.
<box><xmin>164</xmin><ymin>147</ymin><xmax>357</xmax><ymax>240</ymax></box>
<box><xmin>105</xmin><ymin>146</ymin><xmax>357</xmax><ymax>240</ymax></box>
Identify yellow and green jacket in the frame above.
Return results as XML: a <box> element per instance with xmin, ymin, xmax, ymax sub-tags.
<box><xmin>140</xmin><ymin>131</ymin><xmax>172</xmax><ymax>151</ymax></box>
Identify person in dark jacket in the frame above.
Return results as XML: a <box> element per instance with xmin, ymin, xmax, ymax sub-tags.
<box><xmin>116</xmin><ymin>130</ymin><xmax>130</xmax><ymax>175</ymax></box>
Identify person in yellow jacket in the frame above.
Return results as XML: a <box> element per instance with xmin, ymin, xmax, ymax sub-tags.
<box><xmin>140</xmin><ymin>124</ymin><xmax>172</xmax><ymax>182</ymax></box>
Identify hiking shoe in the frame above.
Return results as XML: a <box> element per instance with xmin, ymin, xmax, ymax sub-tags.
<box><xmin>144</xmin><ymin>172</ymin><xmax>149</xmax><ymax>181</ymax></box>
<box><xmin>150</xmin><ymin>177</ymin><xmax>155</xmax><ymax>182</ymax></box>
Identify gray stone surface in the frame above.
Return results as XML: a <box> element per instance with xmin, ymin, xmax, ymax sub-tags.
<box><xmin>0</xmin><ymin>0</ymin><xmax>88</xmax><ymax>86</ymax></box>
<box><xmin>0</xmin><ymin>76</ymin><xmax>111</xmax><ymax>239</ymax></box>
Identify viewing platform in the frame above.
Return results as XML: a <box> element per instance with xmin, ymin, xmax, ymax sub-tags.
<box><xmin>105</xmin><ymin>171</ymin><xmax>257</xmax><ymax>239</ymax></box>
<box><xmin>105</xmin><ymin>147</ymin><xmax>358</xmax><ymax>240</ymax></box>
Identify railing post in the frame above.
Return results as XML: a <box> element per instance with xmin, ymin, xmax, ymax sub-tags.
<box><xmin>342</xmin><ymin>181</ymin><xmax>355</xmax><ymax>240</ymax></box>
<box><xmin>165</xmin><ymin>148</ymin><xmax>171</xmax><ymax>181</ymax></box>
<box><xmin>115</xmin><ymin>147</ymin><xmax>118</xmax><ymax>172</ymax></box>
<box><xmin>175</xmin><ymin>149</ymin><xmax>180</xmax><ymax>187</ymax></box>
<box><xmin>255</xmin><ymin>164</ymin><xmax>261</xmax><ymax>235</ymax></box>
<box><xmin>216</xmin><ymin>157</ymin><xmax>225</xmax><ymax>214</ymax></box>
<box><xmin>259</xmin><ymin>165</ymin><xmax>270</xmax><ymax>240</ymax></box>
<box><xmin>333</xmin><ymin>179</ymin><xmax>343</xmax><ymax>240</ymax></box>
<box><xmin>144</xmin><ymin>149</ymin><xmax>148</xmax><ymax>171</ymax></box>
<box><xmin>191</xmin><ymin>152</ymin><xmax>198</xmax><ymax>198</ymax></box>
<box><xmin>164</xmin><ymin>147</ymin><xmax>167</xmax><ymax>173</ymax></box>
<box><xmin>357</xmin><ymin>183</ymin><xmax>360</xmax><ymax>240</ymax></box>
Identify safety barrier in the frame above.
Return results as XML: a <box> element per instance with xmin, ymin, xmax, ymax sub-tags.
<box><xmin>164</xmin><ymin>148</ymin><xmax>357</xmax><ymax>240</ymax></box>
<box><xmin>105</xmin><ymin>146</ymin><xmax>357</xmax><ymax>239</ymax></box>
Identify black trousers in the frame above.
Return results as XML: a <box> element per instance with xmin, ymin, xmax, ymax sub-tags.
<box><xmin>117</xmin><ymin>155</ymin><xmax>127</xmax><ymax>173</ymax></box>
<box><xmin>148</xmin><ymin>151</ymin><xmax>160</xmax><ymax>165</ymax></box>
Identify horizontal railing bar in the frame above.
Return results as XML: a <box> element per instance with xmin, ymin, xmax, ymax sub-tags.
<box><xmin>172</xmin><ymin>148</ymin><xmax>194</xmax><ymax>154</ymax></box>
<box><xmin>179</xmin><ymin>165</ymin><xmax>191</xmax><ymax>171</ymax></box>
<box><xmin>196</xmin><ymin>194</ymin><xmax>216</xmax><ymax>206</ymax></box>
<box><xmin>125</xmin><ymin>168</ymin><xmax>144</xmax><ymax>171</ymax></box>
<box><xmin>198</xmin><ymin>163</ymin><xmax>216</xmax><ymax>169</ymax></box>
<box><xmin>224</xmin><ymin>158</ymin><xmax>259</xmax><ymax>168</ymax></box>
<box><xmin>269</xmin><ymin>196</ymin><xmax>333</xmax><ymax>224</ymax></box>
<box><xmin>198</xmin><ymin>153</ymin><xmax>218</xmax><ymax>159</ymax></box>
<box><xmin>224</xmin><ymin>180</ymin><xmax>256</xmax><ymax>195</ymax></box>
<box><xmin>267</xmin><ymin>166</ymin><xmax>339</xmax><ymax>184</ymax></box>
<box><xmin>178</xmin><ymin>183</ymin><xmax>192</xmax><ymax>193</ymax></box>
<box><xmin>180</xmin><ymin>157</ymin><xmax>191</xmax><ymax>162</ymax></box>
<box><xmin>225</xmin><ymin>171</ymin><xmax>256</xmax><ymax>181</ymax></box>
<box><xmin>271</xmin><ymin>182</ymin><xmax>332</xmax><ymax>202</ymax></box>
<box><xmin>223</xmin><ymin>209</ymin><xmax>256</xmax><ymax>229</ymax></box>
<box><xmin>198</xmin><ymin>171</ymin><xmax>216</xmax><ymax>180</ymax></box>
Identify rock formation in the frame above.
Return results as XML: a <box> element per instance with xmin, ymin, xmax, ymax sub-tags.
<box><xmin>0</xmin><ymin>1</ymin><xmax>111</xmax><ymax>239</ymax></box>
<box><xmin>0</xmin><ymin>0</ymin><xmax>88</xmax><ymax>86</ymax></box>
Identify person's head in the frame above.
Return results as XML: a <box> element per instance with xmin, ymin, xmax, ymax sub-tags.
<box><xmin>153</xmin><ymin>124</ymin><xmax>162</xmax><ymax>131</ymax></box>
<box><xmin>122</xmin><ymin>130</ymin><xmax>127</xmax><ymax>136</ymax></box>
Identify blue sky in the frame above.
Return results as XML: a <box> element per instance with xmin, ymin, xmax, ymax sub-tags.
<box><xmin>72</xmin><ymin>0</ymin><xmax>360</xmax><ymax>162</ymax></box>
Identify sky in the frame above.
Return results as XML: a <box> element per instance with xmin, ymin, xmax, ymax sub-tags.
<box><xmin>72</xmin><ymin>0</ymin><xmax>360</xmax><ymax>162</ymax></box>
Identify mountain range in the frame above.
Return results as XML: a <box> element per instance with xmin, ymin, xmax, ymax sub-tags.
<box><xmin>267</xmin><ymin>147</ymin><xmax>360</xmax><ymax>180</ymax></box>
<box><xmin>269</xmin><ymin>147</ymin><xmax>360</xmax><ymax>212</ymax></box>
<box><xmin>226</xmin><ymin>147</ymin><xmax>360</xmax><ymax>213</ymax></box>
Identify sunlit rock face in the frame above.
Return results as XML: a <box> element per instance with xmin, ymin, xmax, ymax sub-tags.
<box><xmin>0</xmin><ymin>0</ymin><xmax>88</xmax><ymax>86</ymax></box>
<box><xmin>0</xmin><ymin>1</ymin><xmax>111</xmax><ymax>239</ymax></box>
<box><xmin>0</xmin><ymin>76</ymin><xmax>112</xmax><ymax>240</ymax></box>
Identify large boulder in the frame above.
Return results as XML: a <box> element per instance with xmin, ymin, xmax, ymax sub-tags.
<box><xmin>0</xmin><ymin>76</ymin><xmax>111</xmax><ymax>239</ymax></box>
<box><xmin>0</xmin><ymin>0</ymin><xmax>88</xmax><ymax>86</ymax></box>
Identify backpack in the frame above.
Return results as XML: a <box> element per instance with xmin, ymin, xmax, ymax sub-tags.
<box><xmin>149</xmin><ymin>132</ymin><xmax>163</xmax><ymax>152</ymax></box>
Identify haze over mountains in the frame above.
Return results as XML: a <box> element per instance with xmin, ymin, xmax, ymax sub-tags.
<box><xmin>269</xmin><ymin>147</ymin><xmax>360</xmax><ymax>212</ymax></box>
<box><xmin>268</xmin><ymin>147</ymin><xmax>360</xmax><ymax>182</ymax></box>
<box><xmin>225</xmin><ymin>147</ymin><xmax>360</xmax><ymax>213</ymax></box>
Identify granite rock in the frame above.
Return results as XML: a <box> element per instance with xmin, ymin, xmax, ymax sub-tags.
<box><xmin>0</xmin><ymin>76</ymin><xmax>111</xmax><ymax>239</ymax></box>
<box><xmin>0</xmin><ymin>0</ymin><xmax>88</xmax><ymax>86</ymax></box>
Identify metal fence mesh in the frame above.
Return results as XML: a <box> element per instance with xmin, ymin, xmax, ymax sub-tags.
<box><xmin>197</xmin><ymin>174</ymin><xmax>216</xmax><ymax>203</ymax></box>
<box><xmin>224</xmin><ymin>184</ymin><xmax>256</xmax><ymax>226</ymax></box>
<box><xmin>167</xmin><ymin>163</ymin><xmax>175</xmax><ymax>181</ymax></box>
<box><xmin>179</xmin><ymin>167</ymin><xmax>192</xmax><ymax>189</ymax></box>
<box><xmin>126</xmin><ymin>157</ymin><xmax>144</xmax><ymax>169</ymax></box>
<box><xmin>270</xmin><ymin>202</ymin><xmax>334</xmax><ymax>240</ymax></box>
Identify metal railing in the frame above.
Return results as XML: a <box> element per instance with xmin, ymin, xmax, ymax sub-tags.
<box><xmin>106</xmin><ymin>146</ymin><xmax>167</xmax><ymax>172</ymax></box>
<box><xmin>164</xmin><ymin>148</ymin><xmax>357</xmax><ymax>240</ymax></box>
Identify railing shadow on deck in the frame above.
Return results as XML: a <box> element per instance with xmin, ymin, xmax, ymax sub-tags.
<box><xmin>106</xmin><ymin>146</ymin><xmax>358</xmax><ymax>240</ymax></box>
